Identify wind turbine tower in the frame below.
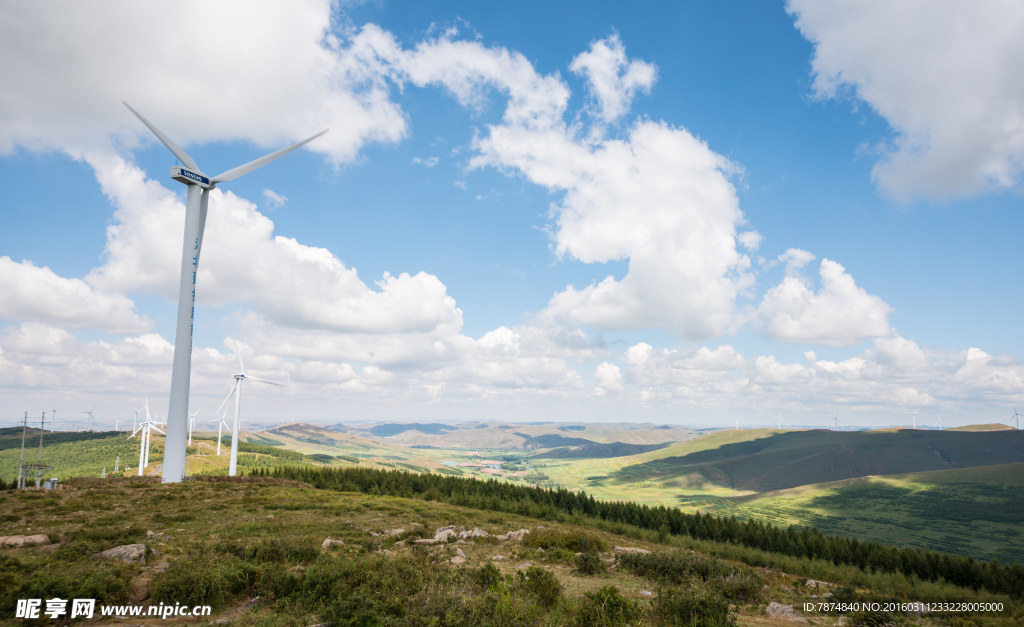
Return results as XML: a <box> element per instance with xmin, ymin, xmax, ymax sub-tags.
<box><xmin>831</xmin><ymin>412</ymin><xmax>841</xmax><ymax>431</ymax></box>
<box><xmin>1012</xmin><ymin>408</ymin><xmax>1022</xmax><ymax>430</ymax></box>
<box><xmin>81</xmin><ymin>403</ymin><xmax>98</xmax><ymax>432</ymax></box>
<box><xmin>908</xmin><ymin>409</ymin><xmax>918</xmax><ymax>429</ymax></box>
<box><xmin>124</xmin><ymin>103</ymin><xmax>325</xmax><ymax>483</ymax></box>
<box><xmin>217</xmin><ymin>338</ymin><xmax>282</xmax><ymax>475</ymax></box>
<box><xmin>777</xmin><ymin>411</ymin><xmax>782</xmax><ymax>430</ymax></box>
<box><xmin>935</xmin><ymin>415</ymin><xmax>944</xmax><ymax>431</ymax></box>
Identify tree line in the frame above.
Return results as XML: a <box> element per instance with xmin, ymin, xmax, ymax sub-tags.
<box><xmin>257</xmin><ymin>465</ymin><xmax>1024</xmax><ymax>599</ymax></box>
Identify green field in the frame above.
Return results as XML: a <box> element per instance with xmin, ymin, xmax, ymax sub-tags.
<box><xmin>609</xmin><ymin>428</ymin><xmax>1024</xmax><ymax>492</ymax></box>
<box><xmin>700</xmin><ymin>463</ymin><xmax>1024</xmax><ymax>564</ymax></box>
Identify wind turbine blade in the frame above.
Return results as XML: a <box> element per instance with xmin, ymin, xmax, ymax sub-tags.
<box><xmin>210</xmin><ymin>129</ymin><xmax>328</xmax><ymax>183</ymax></box>
<box><xmin>247</xmin><ymin>375</ymin><xmax>283</xmax><ymax>387</ymax></box>
<box><xmin>216</xmin><ymin>384</ymin><xmax>237</xmax><ymax>414</ymax></box>
<box><xmin>123</xmin><ymin>102</ymin><xmax>199</xmax><ymax>170</ymax></box>
<box><xmin>150</xmin><ymin>426</ymin><xmax>166</xmax><ymax>436</ymax></box>
<box><xmin>232</xmin><ymin>336</ymin><xmax>244</xmax><ymax>373</ymax></box>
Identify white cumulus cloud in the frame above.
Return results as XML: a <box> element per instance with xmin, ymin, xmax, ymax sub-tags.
<box><xmin>758</xmin><ymin>256</ymin><xmax>893</xmax><ymax>346</ymax></box>
<box><xmin>788</xmin><ymin>0</ymin><xmax>1024</xmax><ymax>200</ymax></box>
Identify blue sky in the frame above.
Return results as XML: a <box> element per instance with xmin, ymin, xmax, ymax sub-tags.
<box><xmin>1</xmin><ymin>0</ymin><xmax>1022</xmax><ymax>430</ymax></box>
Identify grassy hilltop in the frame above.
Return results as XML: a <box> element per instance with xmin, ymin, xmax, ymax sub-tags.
<box><xmin>1</xmin><ymin>474</ymin><xmax>1020</xmax><ymax>627</ymax></box>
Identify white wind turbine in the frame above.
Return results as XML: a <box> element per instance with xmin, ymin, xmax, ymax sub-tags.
<box><xmin>130</xmin><ymin>399</ymin><xmax>165</xmax><ymax>477</ymax></box>
<box><xmin>831</xmin><ymin>412</ymin><xmax>841</xmax><ymax>431</ymax></box>
<box><xmin>776</xmin><ymin>411</ymin><xmax>782</xmax><ymax>430</ymax></box>
<box><xmin>188</xmin><ymin>411</ymin><xmax>200</xmax><ymax>446</ymax></box>
<box><xmin>217</xmin><ymin>339</ymin><xmax>283</xmax><ymax>475</ymax></box>
<box><xmin>734</xmin><ymin>415</ymin><xmax>740</xmax><ymax>431</ymax></box>
<box><xmin>935</xmin><ymin>414</ymin><xmax>944</xmax><ymax>431</ymax></box>
<box><xmin>132</xmin><ymin>407</ymin><xmax>142</xmax><ymax>433</ymax></box>
<box><xmin>1012</xmin><ymin>408</ymin><xmax>1022</xmax><ymax>430</ymax></box>
<box><xmin>208</xmin><ymin>405</ymin><xmax>233</xmax><ymax>457</ymax></box>
<box><xmin>123</xmin><ymin>103</ymin><xmax>326</xmax><ymax>484</ymax></box>
<box><xmin>908</xmin><ymin>409</ymin><xmax>918</xmax><ymax>429</ymax></box>
<box><xmin>81</xmin><ymin>403</ymin><xmax>97</xmax><ymax>432</ymax></box>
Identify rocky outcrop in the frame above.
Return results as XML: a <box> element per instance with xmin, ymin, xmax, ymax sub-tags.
<box><xmin>496</xmin><ymin>529</ymin><xmax>530</xmax><ymax>541</ymax></box>
<box><xmin>97</xmin><ymin>544</ymin><xmax>147</xmax><ymax>564</ymax></box>
<box><xmin>613</xmin><ymin>546</ymin><xmax>650</xmax><ymax>555</ymax></box>
<box><xmin>0</xmin><ymin>534</ymin><xmax>52</xmax><ymax>548</ymax></box>
<box><xmin>766</xmin><ymin>603</ymin><xmax>808</xmax><ymax>623</ymax></box>
<box><xmin>321</xmin><ymin>538</ymin><xmax>345</xmax><ymax>550</ymax></box>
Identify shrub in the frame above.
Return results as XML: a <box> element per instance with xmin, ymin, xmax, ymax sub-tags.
<box><xmin>518</xmin><ymin>566</ymin><xmax>563</xmax><ymax>607</ymax></box>
<box><xmin>575</xmin><ymin>551</ymin><xmax>606</xmax><ymax>575</ymax></box>
<box><xmin>619</xmin><ymin>550</ymin><xmax>734</xmax><ymax>584</ymax></box>
<box><xmin>575</xmin><ymin>585</ymin><xmax>639</xmax><ymax>627</ymax></box>
<box><xmin>474</xmin><ymin>562</ymin><xmax>503</xmax><ymax>590</ymax></box>
<box><xmin>655</xmin><ymin>587</ymin><xmax>735</xmax><ymax>627</ymax></box>
<box><xmin>150</xmin><ymin>555</ymin><xmax>258</xmax><ymax>609</ymax></box>
<box><xmin>525</xmin><ymin>528</ymin><xmax>607</xmax><ymax>553</ymax></box>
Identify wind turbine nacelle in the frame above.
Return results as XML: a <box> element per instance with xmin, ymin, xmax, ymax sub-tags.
<box><xmin>171</xmin><ymin>166</ymin><xmax>213</xmax><ymax>189</ymax></box>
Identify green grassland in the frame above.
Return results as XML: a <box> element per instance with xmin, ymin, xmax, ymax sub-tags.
<box><xmin>698</xmin><ymin>462</ymin><xmax>1024</xmax><ymax>565</ymax></box>
<box><xmin>608</xmin><ymin>428</ymin><xmax>1024</xmax><ymax>492</ymax></box>
<box><xmin>1</xmin><ymin>474</ymin><xmax>1018</xmax><ymax>627</ymax></box>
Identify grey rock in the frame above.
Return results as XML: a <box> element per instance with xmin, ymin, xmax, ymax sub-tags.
<box><xmin>639</xmin><ymin>590</ymin><xmax>653</xmax><ymax>597</ymax></box>
<box><xmin>496</xmin><ymin>528</ymin><xmax>530</xmax><ymax>541</ymax></box>
<box><xmin>208</xmin><ymin>619</ymin><xmax>231</xmax><ymax>625</ymax></box>
<box><xmin>613</xmin><ymin>546</ymin><xmax>651</xmax><ymax>555</ymax></box>
<box><xmin>766</xmin><ymin>603</ymin><xmax>808</xmax><ymax>623</ymax></box>
<box><xmin>384</xmin><ymin>528</ymin><xmax>406</xmax><ymax>536</ymax></box>
<box><xmin>413</xmin><ymin>538</ymin><xmax>440</xmax><ymax>545</ymax></box>
<box><xmin>0</xmin><ymin>534</ymin><xmax>51</xmax><ymax>548</ymax></box>
<box><xmin>456</xmin><ymin>548</ymin><xmax>466</xmax><ymax>558</ymax></box>
<box><xmin>806</xmin><ymin>579</ymin><xmax>830</xmax><ymax>588</ymax></box>
<box><xmin>146</xmin><ymin>530</ymin><xmax>164</xmax><ymax>540</ymax></box>
<box><xmin>516</xmin><ymin>562</ymin><xmax>533</xmax><ymax>569</ymax></box>
<box><xmin>321</xmin><ymin>538</ymin><xmax>345</xmax><ymax>550</ymax></box>
<box><xmin>237</xmin><ymin>597</ymin><xmax>260</xmax><ymax>613</ymax></box>
<box><xmin>450</xmin><ymin>556</ymin><xmax>467</xmax><ymax>565</ymax></box>
<box><xmin>492</xmin><ymin>555</ymin><xmax>505</xmax><ymax>561</ymax></box>
<box><xmin>98</xmin><ymin>544</ymin><xmax>147</xmax><ymax>564</ymax></box>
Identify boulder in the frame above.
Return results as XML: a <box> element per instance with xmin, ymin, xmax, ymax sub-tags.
<box><xmin>766</xmin><ymin>603</ymin><xmax>808</xmax><ymax>623</ymax></box>
<box><xmin>98</xmin><ymin>544</ymin><xmax>147</xmax><ymax>564</ymax></box>
<box><xmin>805</xmin><ymin>580</ymin><xmax>830</xmax><ymax>588</ymax></box>
<box><xmin>413</xmin><ymin>538</ymin><xmax>440</xmax><ymax>545</ymax></box>
<box><xmin>639</xmin><ymin>590</ymin><xmax>653</xmax><ymax>597</ymax></box>
<box><xmin>456</xmin><ymin>548</ymin><xmax>467</xmax><ymax>559</ymax></box>
<box><xmin>321</xmin><ymin>538</ymin><xmax>345</xmax><ymax>550</ymax></box>
<box><xmin>434</xmin><ymin>526</ymin><xmax>465</xmax><ymax>542</ymax></box>
<box><xmin>384</xmin><ymin>528</ymin><xmax>406</xmax><ymax>537</ymax></box>
<box><xmin>497</xmin><ymin>529</ymin><xmax>530</xmax><ymax>541</ymax></box>
<box><xmin>450</xmin><ymin>556</ymin><xmax>466</xmax><ymax>565</ymax></box>
<box><xmin>492</xmin><ymin>555</ymin><xmax>504</xmax><ymax>561</ymax></box>
<box><xmin>613</xmin><ymin>546</ymin><xmax>650</xmax><ymax>554</ymax></box>
<box><xmin>0</xmin><ymin>534</ymin><xmax>52</xmax><ymax>548</ymax></box>
<box><xmin>146</xmin><ymin>530</ymin><xmax>163</xmax><ymax>540</ymax></box>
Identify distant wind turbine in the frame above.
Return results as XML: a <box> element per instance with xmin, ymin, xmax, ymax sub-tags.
<box><xmin>208</xmin><ymin>406</ymin><xmax>233</xmax><ymax>456</ymax></box>
<box><xmin>1012</xmin><ymin>408</ymin><xmax>1022</xmax><ymax>430</ymax></box>
<box><xmin>935</xmin><ymin>415</ymin><xmax>944</xmax><ymax>431</ymax></box>
<box><xmin>217</xmin><ymin>338</ymin><xmax>283</xmax><ymax>475</ymax></box>
<box><xmin>188</xmin><ymin>411</ymin><xmax>199</xmax><ymax>446</ymax></box>
<box><xmin>50</xmin><ymin>405</ymin><xmax>63</xmax><ymax>430</ymax></box>
<box><xmin>777</xmin><ymin>411</ymin><xmax>782</xmax><ymax>430</ymax></box>
<box><xmin>123</xmin><ymin>102</ymin><xmax>326</xmax><ymax>484</ymax></box>
<box><xmin>831</xmin><ymin>412</ymin><xmax>841</xmax><ymax>431</ymax></box>
<box><xmin>81</xmin><ymin>403</ymin><xmax>98</xmax><ymax>431</ymax></box>
<box><xmin>908</xmin><ymin>409</ymin><xmax>918</xmax><ymax>429</ymax></box>
<box><xmin>130</xmin><ymin>398</ymin><xmax>165</xmax><ymax>476</ymax></box>
<box><xmin>734</xmin><ymin>415</ymin><xmax>740</xmax><ymax>431</ymax></box>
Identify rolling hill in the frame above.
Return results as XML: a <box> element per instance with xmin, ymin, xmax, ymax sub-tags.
<box><xmin>699</xmin><ymin>462</ymin><xmax>1024</xmax><ymax>564</ymax></box>
<box><xmin>610</xmin><ymin>428</ymin><xmax>1024</xmax><ymax>492</ymax></box>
